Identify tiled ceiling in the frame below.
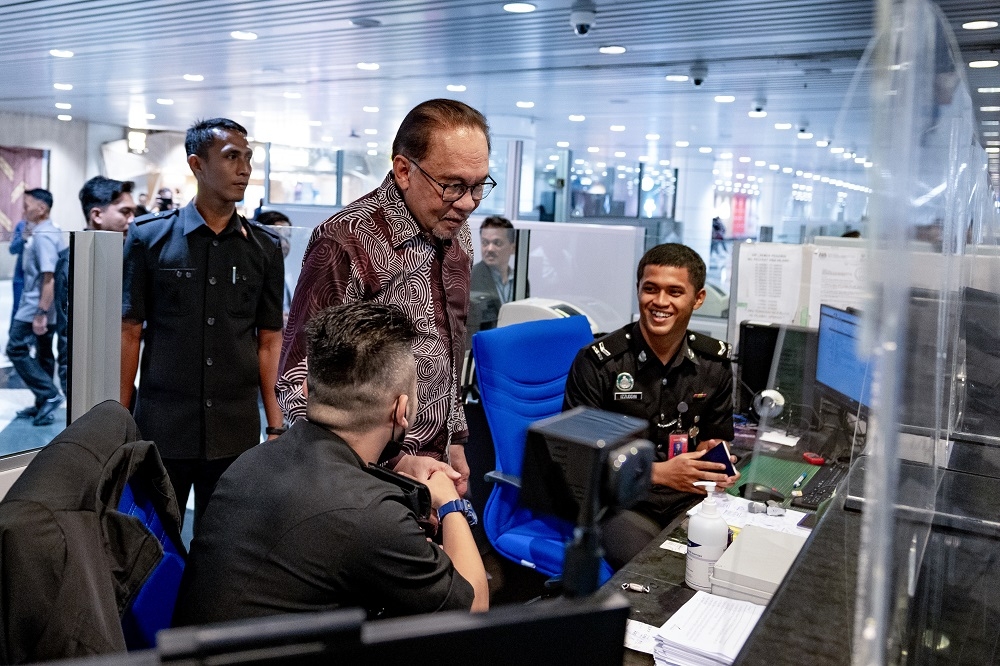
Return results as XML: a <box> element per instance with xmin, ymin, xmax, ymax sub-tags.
<box><xmin>0</xmin><ymin>0</ymin><xmax>997</xmax><ymax>182</ymax></box>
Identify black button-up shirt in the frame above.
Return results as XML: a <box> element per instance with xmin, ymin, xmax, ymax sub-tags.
<box><xmin>123</xmin><ymin>203</ymin><xmax>284</xmax><ymax>460</ymax></box>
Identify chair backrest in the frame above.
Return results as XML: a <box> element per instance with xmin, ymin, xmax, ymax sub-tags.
<box><xmin>472</xmin><ymin>316</ymin><xmax>594</xmax><ymax>479</ymax></box>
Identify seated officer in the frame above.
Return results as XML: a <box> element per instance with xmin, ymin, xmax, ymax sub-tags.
<box><xmin>563</xmin><ymin>243</ymin><xmax>739</xmax><ymax>568</ymax></box>
<box><xmin>173</xmin><ymin>302</ymin><xmax>489</xmax><ymax>625</ymax></box>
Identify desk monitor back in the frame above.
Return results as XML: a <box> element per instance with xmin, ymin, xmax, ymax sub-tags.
<box><xmin>736</xmin><ymin>321</ymin><xmax>818</xmax><ymax>420</ymax></box>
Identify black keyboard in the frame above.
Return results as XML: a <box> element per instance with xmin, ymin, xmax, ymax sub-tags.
<box><xmin>791</xmin><ymin>463</ymin><xmax>849</xmax><ymax>510</ymax></box>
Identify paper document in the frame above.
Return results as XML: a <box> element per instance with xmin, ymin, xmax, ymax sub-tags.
<box><xmin>654</xmin><ymin>591</ymin><xmax>764</xmax><ymax>666</ymax></box>
<box><xmin>688</xmin><ymin>494</ymin><xmax>812</xmax><ymax>537</ymax></box>
<box><xmin>758</xmin><ymin>430</ymin><xmax>800</xmax><ymax>447</ymax></box>
<box><xmin>625</xmin><ymin>619</ymin><xmax>659</xmax><ymax>654</ymax></box>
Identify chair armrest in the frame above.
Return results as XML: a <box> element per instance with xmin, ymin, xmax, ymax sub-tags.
<box><xmin>484</xmin><ymin>470</ymin><xmax>521</xmax><ymax>488</ymax></box>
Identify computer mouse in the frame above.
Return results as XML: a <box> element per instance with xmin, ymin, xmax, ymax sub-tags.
<box><xmin>738</xmin><ymin>483</ymin><xmax>785</xmax><ymax>503</ymax></box>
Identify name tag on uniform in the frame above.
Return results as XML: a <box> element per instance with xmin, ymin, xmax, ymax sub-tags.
<box><xmin>614</xmin><ymin>392</ymin><xmax>642</xmax><ymax>401</ymax></box>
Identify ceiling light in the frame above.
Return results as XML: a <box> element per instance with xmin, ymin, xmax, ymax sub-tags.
<box><xmin>963</xmin><ymin>20</ymin><xmax>998</xmax><ymax>30</ymax></box>
<box><xmin>283</xmin><ymin>91</ymin><xmax>301</xmax><ymax>99</ymax></box>
<box><xmin>587</xmin><ymin>146</ymin><xmax>600</xmax><ymax>153</ymax></box>
<box><xmin>364</xmin><ymin>128</ymin><xmax>378</xmax><ymax>135</ymax></box>
<box><xmin>610</xmin><ymin>125</ymin><xmax>625</xmax><ymax>131</ymax></box>
<box><xmin>57</xmin><ymin>114</ymin><xmax>72</xmax><ymax>121</ymax></box>
<box><xmin>53</xmin><ymin>83</ymin><xmax>73</xmax><ymax>91</ymax></box>
<box><xmin>738</xmin><ymin>156</ymin><xmax>751</xmax><ymax>163</ymax></box>
<box><xmin>980</xmin><ymin>88</ymin><xmax>1000</xmax><ymax>94</ymax></box>
<box><xmin>812</xmin><ymin>174</ymin><xmax>821</xmax><ymax>180</ymax></box>
<box><xmin>516</xmin><ymin>101</ymin><xmax>535</xmax><ymax>108</ymax></box>
<box><xmin>970</xmin><ymin>60</ymin><xmax>999</xmax><ymax>68</ymax></box>
<box><xmin>645</xmin><ymin>133</ymin><xmax>660</xmax><ymax>141</ymax></box>
<box><xmin>719</xmin><ymin>152</ymin><xmax>733</xmax><ymax>159</ymax></box>
<box><xmin>748</xmin><ymin>110</ymin><xmax>767</xmax><ymax>118</ymax></box>
<box><xmin>503</xmin><ymin>2</ymin><xmax>536</xmax><ymax>12</ymax></box>
<box><xmin>830</xmin><ymin>146</ymin><xmax>845</xmax><ymax>154</ymax></box>
<box><xmin>769</xmin><ymin>164</ymin><xmax>780</xmax><ymax>170</ymax></box>
<box><xmin>985</xmin><ymin>132</ymin><xmax>1000</xmax><ymax>137</ymax></box>
<box><xmin>55</xmin><ymin>102</ymin><xmax>71</xmax><ymax>110</ymax></box>
<box><xmin>675</xmin><ymin>140</ymin><xmax>689</xmax><ymax>148</ymax></box>
<box><xmin>230</xmin><ymin>30</ymin><xmax>257</xmax><ymax>40</ymax></box>
<box><xmin>367</xmin><ymin>142</ymin><xmax>379</xmax><ymax>148</ymax></box>
<box><xmin>665</xmin><ymin>74</ymin><xmax>689</xmax><ymax>82</ymax></box>
<box><xmin>367</xmin><ymin>149</ymin><xmax>378</xmax><ymax>156</ymax></box>
<box><xmin>774</xmin><ymin>122</ymin><xmax>792</xmax><ymax>130</ymax></box>
<box><xmin>599</xmin><ymin>46</ymin><xmax>627</xmax><ymax>55</ymax></box>
<box><xmin>755</xmin><ymin>160</ymin><xmax>766</xmax><ymax>166</ymax></box>
<box><xmin>49</xmin><ymin>49</ymin><xmax>73</xmax><ymax>58</ymax></box>
<box><xmin>982</xmin><ymin>106</ymin><xmax>1000</xmax><ymax>112</ymax></box>
<box><xmin>864</xmin><ymin>162</ymin><xmax>874</xmax><ymax>167</ymax></box>
<box><xmin>815</xmin><ymin>139</ymin><xmax>830</xmax><ymax>147</ymax></box>
<box><xmin>782</xmin><ymin>167</ymin><xmax>793</xmax><ymax>173</ymax></box>
<box><xmin>796</xmin><ymin>170</ymin><xmax>804</xmax><ymax>176</ymax></box>
<box><xmin>569</xmin><ymin>114</ymin><xmax>585</xmax><ymax>121</ymax></box>
<box><xmin>548</xmin><ymin>154</ymin><xmax>560</xmax><ymax>160</ymax></box>
<box><xmin>183</xmin><ymin>74</ymin><xmax>204</xmax><ymax>82</ymax></box>
<box><xmin>659</xmin><ymin>160</ymin><xmax>670</xmax><ymax>166</ymax></box>
<box><xmin>699</xmin><ymin>147</ymin><xmax>713</xmax><ymax>153</ymax></box>
<box><xmin>357</xmin><ymin>62</ymin><xmax>380</xmax><ymax>71</ymax></box>
<box><xmin>447</xmin><ymin>84</ymin><xmax>467</xmax><ymax>92</ymax></box>
<box><xmin>714</xmin><ymin>95</ymin><xmax>736</xmax><ymax>103</ymax></box>
<box><xmin>363</xmin><ymin>106</ymin><xmax>379</xmax><ymax>113</ymax></box>
<box><xmin>145</xmin><ymin>113</ymin><xmax>156</xmax><ymax>120</ymax></box>
<box><xmin>797</xmin><ymin>131</ymin><xmax>814</xmax><ymax>139</ymax></box>
<box><xmin>309</xmin><ymin>120</ymin><xmax>322</xmax><ymax>126</ymax></box>
<box><xmin>986</xmin><ymin>147</ymin><xmax>1000</xmax><ymax>154</ymax></box>
<box><xmin>556</xmin><ymin>141</ymin><xmax>570</xmax><ymax>148</ymax></box>
<box><xmin>156</xmin><ymin>98</ymin><xmax>174</xmax><ymax>105</ymax></box>
<box><xmin>614</xmin><ymin>151</ymin><xmax>626</xmax><ymax>157</ymax></box>
<box><xmin>985</xmin><ymin>120</ymin><xmax>1000</xmax><ymax>126</ymax></box>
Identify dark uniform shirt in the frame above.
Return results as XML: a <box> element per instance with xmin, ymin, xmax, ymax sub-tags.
<box><xmin>122</xmin><ymin>202</ymin><xmax>284</xmax><ymax>460</ymax></box>
<box><xmin>563</xmin><ymin>322</ymin><xmax>734</xmax><ymax>523</ymax></box>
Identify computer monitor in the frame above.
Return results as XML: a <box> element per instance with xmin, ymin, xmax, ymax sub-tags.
<box><xmin>815</xmin><ymin>304</ymin><xmax>872</xmax><ymax>417</ymax></box>
<box><xmin>960</xmin><ymin>286</ymin><xmax>1000</xmax><ymax>435</ymax></box>
<box><xmin>736</xmin><ymin>321</ymin><xmax>818</xmax><ymax>421</ymax></box>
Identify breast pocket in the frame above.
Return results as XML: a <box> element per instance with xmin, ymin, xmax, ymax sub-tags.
<box><xmin>154</xmin><ymin>268</ymin><xmax>197</xmax><ymax>316</ymax></box>
<box><xmin>226</xmin><ymin>269</ymin><xmax>262</xmax><ymax>319</ymax></box>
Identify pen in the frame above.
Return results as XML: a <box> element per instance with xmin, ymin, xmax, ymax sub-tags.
<box><xmin>792</xmin><ymin>472</ymin><xmax>808</xmax><ymax>489</ymax></box>
<box><xmin>232</xmin><ymin>266</ymin><xmax>236</xmax><ymax>284</ymax></box>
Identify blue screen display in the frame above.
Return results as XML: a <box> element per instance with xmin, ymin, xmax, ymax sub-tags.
<box><xmin>815</xmin><ymin>305</ymin><xmax>872</xmax><ymax>410</ymax></box>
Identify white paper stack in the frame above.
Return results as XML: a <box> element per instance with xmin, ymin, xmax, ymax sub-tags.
<box><xmin>653</xmin><ymin>592</ymin><xmax>765</xmax><ymax>666</ymax></box>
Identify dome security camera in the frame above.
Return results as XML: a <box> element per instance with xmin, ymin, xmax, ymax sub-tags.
<box><xmin>570</xmin><ymin>0</ymin><xmax>597</xmax><ymax>36</ymax></box>
<box><xmin>690</xmin><ymin>62</ymin><xmax>708</xmax><ymax>87</ymax></box>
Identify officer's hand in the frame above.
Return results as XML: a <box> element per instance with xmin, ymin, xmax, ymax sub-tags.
<box><xmin>651</xmin><ymin>451</ymin><xmax>736</xmax><ymax>494</ymax></box>
<box><xmin>394</xmin><ymin>454</ymin><xmax>461</xmax><ymax>487</ymax></box>
<box><xmin>424</xmin><ymin>470</ymin><xmax>462</xmax><ymax>511</ymax></box>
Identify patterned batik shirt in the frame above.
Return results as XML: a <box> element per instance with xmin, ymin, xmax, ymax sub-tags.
<box><xmin>277</xmin><ymin>173</ymin><xmax>472</xmax><ymax>460</ymax></box>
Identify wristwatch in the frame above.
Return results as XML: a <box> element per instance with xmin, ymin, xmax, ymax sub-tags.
<box><xmin>437</xmin><ymin>498</ymin><xmax>478</xmax><ymax>527</ymax></box>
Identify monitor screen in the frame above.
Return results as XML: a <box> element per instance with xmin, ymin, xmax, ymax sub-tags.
<box><xmin>815</xmin><ymin>305</ymin><xmax>872</xmax><ymax>415</ymax></box>
<box><xmin>736</xmin><ymin>321</ymin><xmax>818</xmax><ymax>419</ymax></box>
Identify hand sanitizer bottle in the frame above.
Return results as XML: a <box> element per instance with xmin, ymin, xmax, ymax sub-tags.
<box><xmin>685</xmin><ymin>481</ymin><xmax>729</xmax><ymax>592</ymax></box>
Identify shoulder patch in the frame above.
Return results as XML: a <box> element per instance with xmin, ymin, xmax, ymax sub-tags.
<box><xmin>687</xmin><ymin>331</ymin><xmax>732</xmax><ymax>359</ymax></box>
<box><xmin>588</xmin><ymin>327</ymin><xmax>630</xmax><ymax>364</ymax></box>
<box><xmin>134</xmin><ymin>208</ymin><xmax>179</xmax><ymax>226</ymax></box>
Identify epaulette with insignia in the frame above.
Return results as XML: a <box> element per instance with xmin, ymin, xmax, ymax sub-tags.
<box><xmin>687</xmin><ymin>330</ymin><xmax>732</xmax><ymax>359</ymax></box>
<box><xmin>133</xmin><ymin>208</ymin><xmax>179</xmax><ymax>226</ymax></box>
<box><xmin>588</xmin><ymin>326</ymin><xmax>630</xmax><ymax>364</ymax></box>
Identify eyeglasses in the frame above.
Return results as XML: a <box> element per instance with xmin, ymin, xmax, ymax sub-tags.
<box><xmin>407</xmin><ymin>157</ymin><xmax>496</xmax><ymax>202</ymax></box>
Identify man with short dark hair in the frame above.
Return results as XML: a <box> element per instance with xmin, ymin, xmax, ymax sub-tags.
<box><xmin>278</xmin><ymin>99</ymin><xmax>497</xmax><ymax>495</ymax></box>
<box><xmin>121</xmin><ymin>117</ymin><xmax>285</xmax><ymax>534</ymax></box>
<box><xmin>79</xmin><ymin>176</ymin><xmax>136</xmax><ymax>233</ymax></box>
<box><xmin>173</xmin><ymin>302</ymin><xmax>488</xmax><ymax>625</ymax></box>
<box><xmin>563</xmin><ymin>243</ymin><xmax>739</xmax><ymax>567</ymax></box>
<box><xmin>7</xmin><ymin>188</ymin><xmax>67</xmax><ymax>426</ymax></box>
<box><xmin>469</xmin><ymin>215</ymin><xmax>527</xmax><ymax>334</ymax></box>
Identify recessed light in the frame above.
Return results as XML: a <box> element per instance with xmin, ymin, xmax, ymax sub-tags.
<box><xmin>638</xmin><ymin>155</ymin><xmax>650</xmax><ymax>162</ymax></box>
<box><xmin>797</xmin><ymin>131</ymin><xmax>814</xmax><ymax>139</ymax></box>
<box><xmin>503</xmin><ymin>2</ymin><xmax>536</xmax><ymax>13</ymax></box>
<box><xmin>548</xmin><ymin>154</ymin><xmax>560</xmax><ymax>160</ymax></box>
<box><xmin>357</xmin><ymin>62</ymin><xmax>380</xmax><ymax>71</ymax></box>
<box><xmin>516</xmin><ymin>101</ymin><xmax>535</xmax><ymax>109</ymax></box>
<box><xmin>699</xmin><ymin>147</ymin><xmax>713</xmax><ymax>153</ymax></box>
<box><xmin>283</xmin><ymin>91</ymin><xmax>302</xmax><ymax>99</ymax></box>
<box><xmin>815</xmin><ymin>139</ymin><xmax>829</xmax><ymax>147</ymax></box>
<box><xmin>556</xmin><ymin>141</ymin><xmax>570</xmax><ymax>148</ymax></box>
<box><xmin>719</xmin><ymin>152</ymin><xmax>733</xmax><ymax>159</ymax></box>
<box><xmin>446</xmin><ymin>84</ymin><xmax>467</xmax><ymax>92</ymax></box>
<box><xmin>183</xmin><ymin>74</ymin><xmax>204</xmax><ymax>82</ymax></box>
<box><xmin>53</xmin><ymin>83</ymin><xmax>73</xmax><ymax>91</ymax></box>
<box><xmin>783</xmin><ymin>167</ymin><xmax>793</xmax><ymax>173</ymax></box>
<box><xmin>769</xmin><ymin>164</ymin><xmax>780</xmax><ymax>170</ymax></box>
<box><xmin>368</xmin><ymin>142</ymin><xmax>379</xmax><ymax>148</ymax></box>
<box><xmin>659</xmin><ymin>160</ymin><xmax>670</xmax><ymax>166</ymax></box>
<box><xmin>363</xmin><ymin>106</ymin><xmax>379</xmax><ymax>113</ymax></box>
<box><xmin>599</xmin><ymin>46</ymin><xmax>626</xmax><ymax>55</ymax></box>
<box><xmin>587</xmin><ymin>146</ymin><xmax>600</xmax><ymax>153</ymax></box>
<box><xmin>982</xmin><ymin>106</ymin><xmax>1000</xmax><ymax>112</ymax></box>
<box><xmin>980</xmin><ymin>88</ymin><xmax>1000</xmax><ymax>94</ymax></box>
<box><xmin>230</xmin><ymin>30</ymin><xmax>258</xmax><ymax>40</ymax></box>
<box><xmin>49</xmin><ymin>49</ymin><xmax>73</xmax><ymax>58</ymax></box>
<box><xmin>568</xmin><ymin>114</ymin><xmax>585</xmax><ymax>122</ymax></box>
<box><xmin>55</xmin><ymin>102</ymin><xmax>71</xmax><ymax>110</ymax></box>
<box><xmin>665</xmin><ymin>74</ymin><xmax>689</xmax><ymax>82</ymax></box>
<box><xmin>984</xmin><ymin>120</ymin><xmax>1000</xmax><ymax>126</ymax></box>
<box><xmin>157</xmin><ymin>98</ymin><xmax>174</xmax><ymax>105</ymax></box>
<box><xmin>774</xmin><ymin>122</ymin><xmax>792</xmax><ymax>130</ymax></box>
<box><xmin>963</xmin><ymin>20</ymin><xmax>998</xmax><ymax>30</ymax></box>
<box><xmin>986</xmin><ymin>147</ymin><xmax>1000</xmax><ymax>154</ymax></box>
<box><xmin>614</xmin><ymin>151</ymin><xmax>627</xmax><ymax>158</ymax></box>
<box><xmin>830</xmin><ymin>146</ymin><xmax>845</xmax><ymax>154</ymax></box>
<box><xmin>368</xmin><ymin>149</ymin><xmax>378</xmax><ymax>156</ymax></box>
<box><xmin>645</xmin><ymin>133</ymin><xmax>660</xmax><ymax>141</ymax></box>
<box><xmin>985</xmin><ymin>132</ymin><xmax>1000</xmax><ymax>137</ymax></box>
<box><xmin>610</xmin><ymin>125</ymin><xmax>625</xmax><ymax>132</ymax></box>
<box><xmin>755</xmin><ymin>160</ymin><xmax>766</xmax><ymax>166</ymax></box>
<box><xmin>738</xmin><ymin>156</ymin><xmax>751</xmax><ymax>163</ymax></box>
<box><xmin>57</xmin><ymin>114</ymin><xmax>72</xmax><ymax>121</ymax></box>
<box><xmin>714</xmin><ymin>95</ymin><xmax>736</xmax><ymax>103</ymax></box>
<box><xmin>803</xmin><ymin>172</ymin><xmax>812</xmax><ymax>178</ymax></box>
<box><xmin>748</xmin><ymin>110</ymin><xmax>767</xmax><ymax>118</ymax></box>
<box><xmin>364</xmin><ymin>129</ymin><xmax>378</xmax><ymax>135</ymax></box>
<box><xmin>970</xmin><ymin>60</ymin><xmax>999</xmax><ymax>68</ymax></box>
<box><xmin>675</xmin><ymin>140</ymin><xmax>689</xmax><ymax>148</ymax></box>
<box><xmin>145</xmin><ymin>113</ymin><xmax>156</xmax><ymax>120</ymax></box>
<box><xmin>309</xmin><ymin>120</ymin><xmax>322</xmax><ymax>126</ymax></box>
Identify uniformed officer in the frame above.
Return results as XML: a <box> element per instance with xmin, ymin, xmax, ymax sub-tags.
<box><xmin>563</xmin><ymin>243</ymin><xmax>739</xmax><ymax>567</ymax></box>
<box><xmin>121</xmin><ymin>117</ymin><xmax>285</xmax><ymax>536</ymax></box>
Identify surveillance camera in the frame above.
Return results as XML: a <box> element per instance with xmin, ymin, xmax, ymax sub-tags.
<box><xmin>570</xmin><ymin>0</ymin><xmax>596</xmax><ymax>36</ymax></box>
<box><xmin>690</xmin><ymin>62</ymin><xmax>708</xmax><ymax>87</ymax></box>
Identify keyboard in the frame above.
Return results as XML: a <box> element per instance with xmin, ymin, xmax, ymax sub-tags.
<box><xmin>791</xmin><ymin>463</ymin><xmax>849</xmax><ymax>510</ymax></box>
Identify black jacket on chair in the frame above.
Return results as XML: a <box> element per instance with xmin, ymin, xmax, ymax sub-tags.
<box><xmin>0</xmin><ymin>400</ymin><xmax>183</xmax><ymax>663</ymax></box>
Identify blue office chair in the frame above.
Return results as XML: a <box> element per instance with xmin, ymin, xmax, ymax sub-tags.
<box><xmin>472</xmin><ymin>316</ymin><xmax>613</xmax><ymax>584</ymax></box>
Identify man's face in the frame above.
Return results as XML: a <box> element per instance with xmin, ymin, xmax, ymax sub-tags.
<box><xmin>188</xmin><ymin>129</ymin><xmax>253</xmax><ymax>204</ymax></box>
<box><xmin>90</xmin><ymin>192</ymin><xmax>136</xmax><ymax>233</ymax></box>
<box><xmin>480</xmin><ymin>228</ymin><xmax>515</xmax><ymax>270</ymax></box>
<box><xmin>138</xmin><ymin>193</ymin><xmax>148</xmax><ymax>205</ymax></box>
<box><xmin>393</xmin><ymin>126</ymin><xmax>490</xmax><ymax>240</ymax></box>
<box><xmin>637</xmin><ymin>264</ymin><xmax>706</xmax><ymax>345</ymax></box>
<box><xmin>23</xmin><ymin>195</ymin><xmax>49</xmax><ymax>223</ymax></box>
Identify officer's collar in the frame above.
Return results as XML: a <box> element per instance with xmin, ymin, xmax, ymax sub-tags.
<box><xmin>629</xmin><ymin>322</ymin><xmax>699</xmax><ymax>369</ymax></box>
<box><xmin>181</xmin><ymin>201</ymin><xmax>245</xmax><ymax>238</ymax></box>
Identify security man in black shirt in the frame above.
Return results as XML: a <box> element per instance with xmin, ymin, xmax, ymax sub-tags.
<box><xmin>564</xmin><ymin>243</ymin><xmax>739</xmax><ymax>567</ymax></box>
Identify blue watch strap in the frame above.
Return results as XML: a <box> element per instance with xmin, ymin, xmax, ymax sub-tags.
<box><xmin>438</xmin><ymin>499</ymin><xmax>478</xmax><ymax>526</ymax></box>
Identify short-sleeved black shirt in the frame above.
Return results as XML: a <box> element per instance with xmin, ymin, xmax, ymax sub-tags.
<box><xmin>563</xmin><ymin>322</ymin><xmax>734</xmax><ymax>522</ymax></box>
<box><xmin>122</xmin><ymin>202</ymin><xmax>284</xmax><ymax>460</ymax></box>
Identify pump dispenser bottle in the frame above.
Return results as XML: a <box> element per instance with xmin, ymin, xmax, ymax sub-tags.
<box><xmin>685</xmin><ymin>481</ymin><xmax>730</xmax><ymax>592</ymax></box>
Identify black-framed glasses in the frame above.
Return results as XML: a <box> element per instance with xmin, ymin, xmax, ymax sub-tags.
<box><xmin>407</xmin><ymin>157</ymin><xmax>496</xmax><ymax>202</ymax></box>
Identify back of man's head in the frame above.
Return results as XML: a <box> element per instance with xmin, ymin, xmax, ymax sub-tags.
<box><xmin>392</xmin><ymin>99</ymin><xmax>491</xmax><ymax>160</ymax></box>
<box><xmin>185</xmin><ymin>118</ymin><xmax>248</xmax><ymax>158</ymax></box>
<box><xmin>306</xmin><ymin>303</ymin><xmax>417</xmax><ymax>430</ymax></box>
<box><xmin>480</xmin><ymin>215</ymin><xmax>515</xmax><ymax>243</ymax></box>
<box><xmin>636</xmin><ymin>243</ymin><xmax>706</xmax><ymax>291</ymax></box>
<box><xmin>25</xmin><ymin>188</ymin><xmax>53</xmax><ymax>211</ymax></box>
<box><xmin>79</xmin><ymin>176</ymin><xmax>134</xmax><ymax>224</ymax></box>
